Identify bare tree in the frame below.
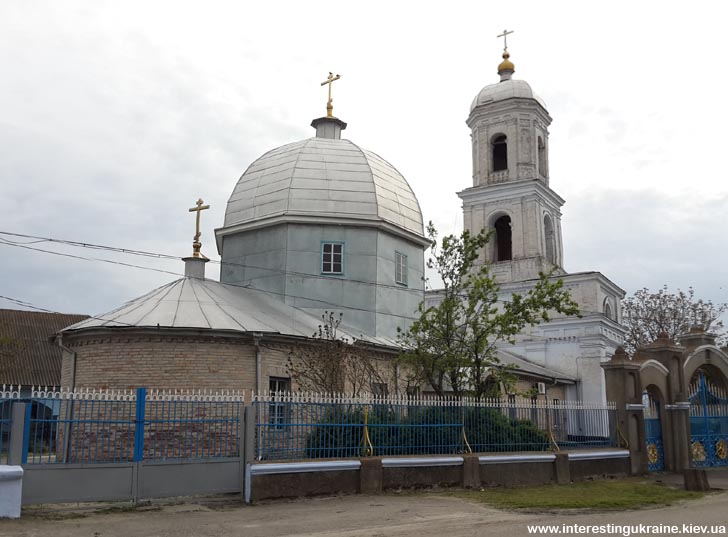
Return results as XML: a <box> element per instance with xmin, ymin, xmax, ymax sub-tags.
<box><xmin>287</xmin><ymin>312</ymin><xmax>390</xmax><ymax>395</ymax></box>
<box><xmin>622</xmin><ymin>286</ymin><xmax>727</xmax><ymax>353</ymax></box>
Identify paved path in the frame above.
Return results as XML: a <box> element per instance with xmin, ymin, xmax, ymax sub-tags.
<box><xmin>2</xmin><ymin>490</ymin><xmax>727</xmax><ymax>537</ymax></box>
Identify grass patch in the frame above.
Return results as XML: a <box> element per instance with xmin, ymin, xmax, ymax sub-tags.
<box><xmin>22</xmin><ymin>510</ymin><xmax>88</xmax><ymax>521</ymax></box>
<box><xmin>451</xmin><ymin>479</ymin><xmax>703</xmax><ymax>510</ymax></box>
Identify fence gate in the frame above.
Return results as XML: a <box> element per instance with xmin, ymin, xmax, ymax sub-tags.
<box><xmin>688</xmin><ymin>372</ymin><xmax>728</xmax><ymax>468</ymax></box>
<box><xmin>643</xmin><ymin>394</ymin><xmax>665</xmax><ymax>472</ymax></box>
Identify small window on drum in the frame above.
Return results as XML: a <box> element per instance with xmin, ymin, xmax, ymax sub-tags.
<box><xmin>395</xmin><ymin>251</ymin><xmax>408</xmax><ymax>286</ymax></box>
<box><xmin>321</xmin><ymin>242</ymin><xmax>344</xmax><ymax>274</ymax></box>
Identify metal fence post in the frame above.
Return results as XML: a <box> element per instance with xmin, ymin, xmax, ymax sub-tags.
<box><xmin>8</xmin><ymin>402</ymin><xmax>28</xmax><ymax>466</ymax></box>
<box><xmin>133</xmin><ymin>388</ymin><xmax>147</xmax><ymax>462</ymax></box>
<box><xmin>244</xmin><ymin>404</ymin><xmax>255</xmax><ymax>464</ymax></box>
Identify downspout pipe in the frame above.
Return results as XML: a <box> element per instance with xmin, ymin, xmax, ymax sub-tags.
<box><xmin>253</xmin><ymin>332</ymin><xmax>263</xmax><ymax>462</ymax></box>
<box><xmin>253</xmin><ymin>332</ymin><xmax>263</xmax><ymax>394</ymax></box>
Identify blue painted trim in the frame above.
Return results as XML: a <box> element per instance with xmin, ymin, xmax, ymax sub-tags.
<box><xmin>381</xmin><ymin>457</ymin><xmax>463</xmax><ymax>468</ymax></box>
<box><xmin>567</xmin><ymin>450</ymin><xmax>629</xmax><ymax>461</ymax></box>
<box><xmin>479</xmin><ymin>454</ymin><xmax>556</xmax><ymax>464</ymax></box>
<box><xmin>133</xmin><ymin>387</ymin><xmax>147</xmax><ymax>462</ymax></box>
<box><xmin>21</xmin><ymin>404</ymin><xmax>31</xmax><ymax>465</ymax></box>
<box><xmin>320</xmin><ymin>241</ymin><xmax>345</xmax><ymax>275</ymax></box>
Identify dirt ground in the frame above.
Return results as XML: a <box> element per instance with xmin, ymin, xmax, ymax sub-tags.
<box><xmin>2</xmin><ymin>489</ymin><xmax>727</xmax><ymax>537</ymax></box>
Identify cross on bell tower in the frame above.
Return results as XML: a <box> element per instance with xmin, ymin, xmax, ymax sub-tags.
<box><xmin>497</xmin><ymin>29</ymin><xmax>513</xmax><ymax>51</ymax></box>
<box><xmin>459</xmin><ymin>36</ymin><xmax>565</xmax><ymax>282</ymax></box>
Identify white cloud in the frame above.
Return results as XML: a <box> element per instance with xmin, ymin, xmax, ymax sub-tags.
<box><xmin>1</xmin><ymin>0</ymin><xmax>727</xmax><ymax>316</ymax></box>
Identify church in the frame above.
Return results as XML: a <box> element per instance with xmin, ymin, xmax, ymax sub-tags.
<box><xmin>55</xmin><ymin>46</ymin><xmax>624</xmax><ymax>403</ymax></box>
<box><xmin>424</xmin><ymin>44</ymin><xmax>625</xmax><ymax>403</ymax></box>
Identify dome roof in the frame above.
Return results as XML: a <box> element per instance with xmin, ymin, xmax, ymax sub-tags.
<box><xmin>223</xmin><ymin>137</ymin><xmax>424</xmax><ymax>238</ymax></box>
<box><xmin>470</xmin><ymin>79</ymin><xmax>547</xmax><ymax>112</ymax></box>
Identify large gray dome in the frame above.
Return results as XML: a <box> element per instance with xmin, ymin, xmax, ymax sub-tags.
<box><xmin>470</xmin><ymin>79</ymin><xmax>547</xmax><ymax>112</ymax></box>
<box><xmin>223</xmin><ymin>137</ymin><xmax>424</xmax><ymax>238</ymax></box>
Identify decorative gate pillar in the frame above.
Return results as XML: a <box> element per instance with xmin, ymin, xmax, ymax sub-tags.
<box><xmin>665</xmin><ymin>401</ymin><xmax>692</xmax><ymax>471</ymax></box>
<box><xmin>602</xmin><ymin>347</ymin><xmax>646</xmax><ymax>474</ymax></box>
<box><xmin>635</xmin><ymin>333</ymin><xmax>692</xmax><ymax>472</ymax></box>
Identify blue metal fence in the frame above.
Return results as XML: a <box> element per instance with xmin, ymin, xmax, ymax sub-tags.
<box><xmin>1</xmin><ymin>388</ymin><xmax>618</xmax><ymax>465</ymax></box>
<box><xmin>1</xmin><ymin>387</ymin><xmax>244</xmax><ymax>464</ymax></box>
<box><xmin>254</xmin><ymin>393</ymin><xmax>617</xmax><ymax>462</ymax></box>
<box><xmin>689</xmin><ymin>373</ymin><xmax>728</xmax><ymax>468</ymax></box>
<box><xmin>143</xmin><ymin>390</ymin><xmax>243</xmax><ymax>461</ymax></box>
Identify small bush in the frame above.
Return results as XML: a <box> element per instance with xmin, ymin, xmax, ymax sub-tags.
<box><xmin>305</xmin><ymin>404</ymin><xmax>549</xmax><ymax>458</ymax></box>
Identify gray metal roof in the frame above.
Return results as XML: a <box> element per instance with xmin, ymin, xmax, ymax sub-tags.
<box><xmin>471</xmin><ymin>79</ymin><xmax>547</xmax><ymax>112</ymax></box>
<box><xmin>61</xmin><ymin>277</ymin><xmax>400</xmax><ymax>348</ymax></box>
<box><xmin>498</xmin><ymin>349</ymin><xmax>576</xmax><ymax>383</ymax></box>
<box><xmin>223</xmin><ymin>137</ymin><xmax>424</xmax><ymax>237</ymax></box>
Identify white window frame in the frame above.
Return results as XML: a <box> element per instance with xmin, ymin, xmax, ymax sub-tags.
<box><xmin>321</xmin><ymin>242</ymin><xmax>344</xmax><ymax>274</ymax></box>
<box><xmin>269</xmin><ymin>377</ymin><xmax>291</xmax><ymax>429</ymax></box>
<box><xmin>395</xmin><ymin>251</ymin><xmax>408</xmax><ymax>286</ymax></box>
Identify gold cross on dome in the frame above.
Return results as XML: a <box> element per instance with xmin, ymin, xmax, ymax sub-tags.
<box><xmin>188</xmin><ymin>198</ymin><xmax>210</xmax><ymax>258</ymax></box>
<box><xmin>321</xmin><ymin>72</ymin><xmax>341</xmax><ymax>118</ymax></box>
<box><xmin>497</xmin><ymin>29</ymin><xmax>514</xmax><ymax>51</ymax></box>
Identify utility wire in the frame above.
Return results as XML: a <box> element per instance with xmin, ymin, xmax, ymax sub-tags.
<box><xmin>0</xmin><ymin>294</ymin><xmax>138</xmax><ymax>327</ymax></box>
<box><xmin>0</xmin><ymin>239</ymin><xmax>421</xmax><ymax>322</ymax></box>
<box><xmin>0</xmin><ymin>231</ymin><xmax>612</xmax><ymax>323</ymax></box>
<box><xmin>0</xmin><ymin>231</ymin><xmax>424</xmax><ymax>295</ymax></box>
<box><xmin>0</xmin><ymin>238</ymin><xmax>183</xmax><ymax>277</ymax></box>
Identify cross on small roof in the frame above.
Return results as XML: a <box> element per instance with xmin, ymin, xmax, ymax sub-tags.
<box><xmin>188</xmin><ymin>198</ymin><xmax>210</xmax><ymax>258</ymax></box>
<box><xmin>320</xmin><ymin>72</ymin><xmax>341</xmax><ymax>118</ymax></box>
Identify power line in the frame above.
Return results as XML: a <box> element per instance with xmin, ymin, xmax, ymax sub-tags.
<box><xmin>1</xmin><ymin>231</ymin><xmax>612</xmax><ymax>326</ymax></box>
<box><xmin>0</xmin><ymin>239</ymin><xmax>422</xmax><ymax>322</ymax></box>
<box><xmin>0</xmin><ymin>230</ymin><xmax>424</xmax><ymax>295</ymax></box>
<box><xmin>0</xmin><ymin>294</ymin><xmax>137</xmax><ymax>327</ymax></box>
<box><xmin>0</xmin><ymin>238</ymin><xmax>183</xmax><ymax>277</ymax></box>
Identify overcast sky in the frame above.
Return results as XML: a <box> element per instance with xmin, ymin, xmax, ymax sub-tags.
<box><xmin>1</xmin><ymin>1</ymin><xmax>726</xmax><ymax>318</ymax></box>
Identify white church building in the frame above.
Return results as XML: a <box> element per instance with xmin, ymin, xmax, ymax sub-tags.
<box><xmin>426</xmin><ymin>48</ymin><xmax>626</xmax><ymax>403</ymax></box>
<box><xmin>58</xmin><ymin>52</ymin><xmax>625</xmax><ymax>405</ymax></box>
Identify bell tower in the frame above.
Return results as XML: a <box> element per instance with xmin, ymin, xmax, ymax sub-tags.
<box><xmin>459</xmin><ymin>39</ymin><xmax>565</xmax><ymax>283</ymax></box>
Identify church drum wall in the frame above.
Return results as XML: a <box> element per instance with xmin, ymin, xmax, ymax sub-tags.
<box><xmin>61</xmin><ymin>333</ymin><xmax>257</xmax><ymax>391</ymax></box>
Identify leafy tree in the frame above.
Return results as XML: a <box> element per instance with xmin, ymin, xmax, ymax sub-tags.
<box><xmin>622</xmin><ymin>286</ymin><xmax>727</xmax><ymax>353</ymax></box>
<box><xmin>397</xmin><ymin>223</ymin><xmax>580</xmax><ymax>399</ymax></box>
<box><xmin>287</xmin><ymin>311</ymin><xmax>390</xmax><ymax>395</ymax></box>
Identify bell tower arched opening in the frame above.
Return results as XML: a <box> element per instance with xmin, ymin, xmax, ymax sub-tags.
<box><xmin>494</xmin><ymin>215</ymin><xmax>512</xmax><ymax>261</ymax></box>
<box><xmin>538</xmin><ymin>136</ymin><xmax>546</xmax><ymax>177</ymax></box>
<box><xmin>544</xmin><ymin>214</ymin><xmax>555</xmax><ymax>264</ymax></box>
<box><xmin>492</xmin><ymin>135</ymin><xmax>508</xmax><ymax>172</ymax></box>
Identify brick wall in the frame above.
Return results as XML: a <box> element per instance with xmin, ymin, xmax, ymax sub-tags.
<box><xmin>62</xmin><ymin>333</ymin><xmax>257</xmax><ymax>391</ymax></box>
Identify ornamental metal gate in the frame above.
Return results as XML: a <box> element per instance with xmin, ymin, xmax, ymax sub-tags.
<box><xmin>688</xmin><ymin>372</ymin><xmax>728</xmax><ymax>468</ymax></box>
<box><xmin>644</xmin><ymin>394</ymin><xmax>665</xmax><ymax>472</ymax></box>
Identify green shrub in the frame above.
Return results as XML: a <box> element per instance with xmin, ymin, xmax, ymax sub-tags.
<box><xmin>304</xmin><ymin>404</ymin><xmax>549</xmax><ymax>458</ymax></box>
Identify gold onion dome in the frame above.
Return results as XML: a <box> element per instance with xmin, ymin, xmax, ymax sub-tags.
<box><xmin>498</xmin><ymin>51</ymin><xmax>515</xmax><ymax>72</ymax></box>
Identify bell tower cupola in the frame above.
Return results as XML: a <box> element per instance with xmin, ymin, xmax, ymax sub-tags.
<box><xmin>468</xmin><ymin>35</ymin><xmax>552</xmax><ymax>187</ymax></box>
<box><xmin>459</xmin><ymin>32</ymin><xmax>565</xmax><ymax>283</ymax></box>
